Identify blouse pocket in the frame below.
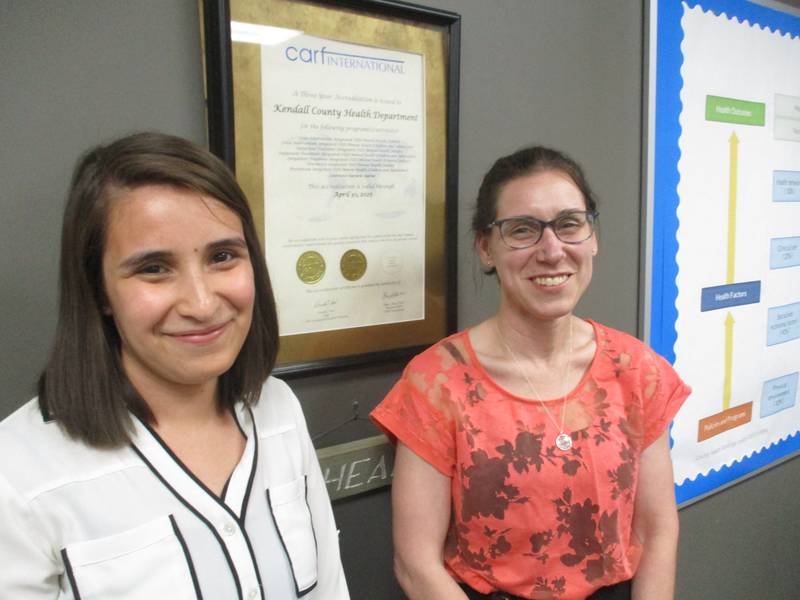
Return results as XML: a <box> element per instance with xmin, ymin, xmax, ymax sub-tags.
<box><xmin>62</xmin><ymin>514</ymin><xmax>201</xmax><ymax>600</ymax></box>
<box><xmin>267</xmin><ymin>476</ymin><xmax>318</xmax><ymax>597</ymax></box>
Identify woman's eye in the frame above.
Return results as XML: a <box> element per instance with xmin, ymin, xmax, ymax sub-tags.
<box><xmin>508</xmin><ymin>222</ymin><xmax>537</xmax><ymax>236</ymax></box>
<box><xmin>212</xmin><ymin>250</ymin><xmax>236</xmax><ymax>263</ymax></box>
<box><xmin>557</xmin><ymin>216</ymin><xmax>584</xmax><ymax>230</ymax></box>
<box><xmin>139</xmin><ymin>263</ymin><xmax>166</xmax><ymax>275</ymax></box>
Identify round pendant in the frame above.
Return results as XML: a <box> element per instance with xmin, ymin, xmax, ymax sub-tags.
<box><xmin>555</xmin><ymin>433</ymin><xmax>573</xmax><ymax>451</ymax></box>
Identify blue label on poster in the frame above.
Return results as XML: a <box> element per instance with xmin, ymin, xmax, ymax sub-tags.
<box><xmin>767</xmin><ymin>302</ymin><xmax>800</xmax><ymax>346</ymax></box>
<box><xmin>770</xmin><ymin>237</ymin><xmax>800</xmax><ymax>269</ymax></box>
<box><xmin>773</xmin><ymin>170</ymin><xmax>800</xmax><ymax>202</ymax></box>
<box><xmin>700</xmin><ymin>281</ymin><xmax>761</xmax><ymax>311</ymax></box>
<box><xmin>760</xmin><ymin>373</ymin><xmax>798</xmax><ymax>418</ymax></box>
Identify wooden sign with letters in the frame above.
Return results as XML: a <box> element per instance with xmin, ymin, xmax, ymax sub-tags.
<box><xmin>316</xmin><ymin>435</ymin><xmax>395</xmax><ymax>501</ymax></box>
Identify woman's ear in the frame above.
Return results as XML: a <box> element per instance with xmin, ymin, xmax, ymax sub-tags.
<box><xmin>99</xmin><ymin>289</ymin><xmax>113</xmax><ymax>316</ymax></box>
<box><xmin>476</xmin><ymin>232</ymin><xmax>493</xmax><ymax>269</ymax></box>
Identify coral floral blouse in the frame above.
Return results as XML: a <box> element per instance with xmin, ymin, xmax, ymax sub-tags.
<box><xmin>372</xmin><ymin>320</ymin><xmax>690</xmax><ymax>600</ymax></box>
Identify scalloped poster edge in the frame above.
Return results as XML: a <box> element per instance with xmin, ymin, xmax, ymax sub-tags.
<box><xmin>676</xmin><ymin>431</ymin><xmax>800</xmax><ymax>486</ymax></box>
<box><xmin>675</xmin><ymin>432</ymin><xmax>800</xmax><ymax>504</ymax></box>
<box><xmin>664</xmin><ymin>14</ymin><xmax>686</xmax><ymax>368</ymax></box>
<box><xmin>650</xmin><ymin>0</ymin><xmax>686</xmax><ymax>368</ymax></box>
<box><xmin>684</xmin><ymin>0</ymin><xmax>800</xmax><ymax>40</ymax></box>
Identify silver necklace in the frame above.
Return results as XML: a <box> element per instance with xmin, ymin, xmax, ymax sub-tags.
<box><xmin>495</xmin><ymin>317</ymin><xmax>574</xmax><ymax>451</ymax></box>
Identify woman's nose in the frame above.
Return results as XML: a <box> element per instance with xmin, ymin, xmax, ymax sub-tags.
<box><xmin>176</xmin><ymin>270</ymin><xmax>218</xmax><ymax>319</ymax></box>
<box><xmin>535</xmin><ymin>226</ymin><xmax>566</xmax><ymax>262</ymax></box>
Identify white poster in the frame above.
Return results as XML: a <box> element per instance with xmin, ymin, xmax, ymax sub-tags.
<box><xmin>670</xmin><ymin>4</ymin><xmax>800</xmax><ymax>487</ymax></box>
<box><xmin>234</xmin><ymin>24</ymin><xmax>426</xmax><ymax>336</ymax></box>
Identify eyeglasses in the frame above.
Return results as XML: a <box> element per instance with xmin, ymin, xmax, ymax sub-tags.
<box><xmin>486</xmin><ymin>210</ymin><xmax>598</xmax><ymax>249</ymax></box>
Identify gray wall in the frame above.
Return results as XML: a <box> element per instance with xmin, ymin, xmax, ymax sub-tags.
<box><xmin>0</xmin><ymin>0</ymin><xmax>207</xmax><ymax>406</ymax></box>
<box><xmin>1</xmin><ymin>1</ymin><xmax>798</xmax><ymax>598</ymax></box>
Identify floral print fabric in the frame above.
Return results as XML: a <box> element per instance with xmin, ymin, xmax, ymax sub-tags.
<box><xmin>372</xmin><ymin>320</ymin><xmax>690</xmax><ymax>600</ymax></box>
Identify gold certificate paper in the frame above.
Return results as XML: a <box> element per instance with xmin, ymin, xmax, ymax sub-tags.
<box><xmin>232</xmin><ymin>22</ymin><xmax>426</xmax><ymax>336</ymax></box>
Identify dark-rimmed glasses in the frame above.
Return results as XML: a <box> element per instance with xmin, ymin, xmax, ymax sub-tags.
<box><xmin>486</xmin><ymin>210</ymin><xmax>598</xmax><ymax>249</ymax></box>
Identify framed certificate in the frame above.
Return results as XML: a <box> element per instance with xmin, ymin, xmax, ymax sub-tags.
<box><xmin>202</xmin><ymin>0</ymin><xmax>459</xmax><ymax>375</ymax></box>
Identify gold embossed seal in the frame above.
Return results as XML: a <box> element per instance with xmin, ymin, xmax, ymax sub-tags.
<box><xmin>296</xmin><ymin>250</ymin><xmax>326</xmax><ymax>284</ymax></box>
<box><xmin>340</xmin><ymin>249</ymin><xmax>367</xmax><ymax>281</ymax></box>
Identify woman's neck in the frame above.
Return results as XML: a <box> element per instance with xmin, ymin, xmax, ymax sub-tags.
<box><xmin>140</xmin><ymin>378</ymin><xmax>243</xmax><ymax>498</ymax></box>
<box><xmin>495</xmin><ymin>308</ymin><xmax>574</xmax><ymax>365</ymax></box>
<box><xmin>145</xmin><ymin>384</ymin><xmax>222</xmax><ymax>430</ymax></box>
<box><xmin>122</xmin><ymin>363</ymin><xmax>221</xmax><ymax>428</ymax></box>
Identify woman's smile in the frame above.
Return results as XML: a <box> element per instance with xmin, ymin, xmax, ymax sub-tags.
<box><xmin>102</xmin><ymin>184</ymin><xmax>255</xmax><ymax>394</ymax></box>
<box><xmin>164</xmin><ymin>320</ymin><xmax>234</xmax><ymax>345</ymax></box>
<box><xmin>479</xmin><ymin>170</ymin><xmax>597</xmax><ymax>323</ymax></box>
<box><xmin>529</xmin><ymin>273</ymin><xmax>572</xmax><ymax>287</ymax></box>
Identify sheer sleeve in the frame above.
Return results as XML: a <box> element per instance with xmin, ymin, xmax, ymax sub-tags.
<box><xmin>640</xmin><ymin>349</ymin><xmax>692</xmax><ymax>448</ymax></box>
<box><xmin>371</xmin><ymin>353</ymin><xmax>460</xmax><ymax>477</ymax></box>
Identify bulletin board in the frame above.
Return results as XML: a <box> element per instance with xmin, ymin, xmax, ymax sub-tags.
<box><xmin>647</xmin><ymin>0</ymin><xmax>800</xmax><ymax>505</ymax></box>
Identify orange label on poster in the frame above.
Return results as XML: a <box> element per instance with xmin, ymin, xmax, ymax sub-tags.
<box><xmin>697</xmin><ymin>402</ymin><xmax>753</xmax><ymax>442</ymax></box>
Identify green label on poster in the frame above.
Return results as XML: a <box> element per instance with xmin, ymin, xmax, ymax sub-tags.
<box><xmin>705</xmin><ymin>95</ymin><xmax>765</xmax><ymax>126</ymax></box>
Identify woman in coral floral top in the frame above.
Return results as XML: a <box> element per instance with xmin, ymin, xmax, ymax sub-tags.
<box><xmin>372</xmin><ymin>146</ymin><xmax>690</xmax><ymax>600</ymax></box>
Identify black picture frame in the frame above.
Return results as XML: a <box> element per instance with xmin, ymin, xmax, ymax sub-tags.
<box><xmin>202</xmin><ymin>0</ymin><xmax>460</xmax><ymax>376</ymax></box>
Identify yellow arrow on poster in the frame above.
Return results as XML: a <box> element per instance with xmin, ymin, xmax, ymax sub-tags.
<box><xmin>727</xmin><ymin>132</ymin><xmax>738</xmax><ymax>284</ymax></box>
<box><xmin>723</xmin><ymin>312</ymin><xmax>734</xmax><ymax>410</ymax></box>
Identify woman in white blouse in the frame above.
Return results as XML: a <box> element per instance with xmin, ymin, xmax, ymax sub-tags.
<box><xmin>0</xmin><ymin>132</ymin><xmax>349</xmax><ymax>599</ymax></box>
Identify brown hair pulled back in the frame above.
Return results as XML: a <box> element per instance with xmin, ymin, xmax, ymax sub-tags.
<box><xmin>471</xmin><ymin>146</ymin><xmax>598</xmax><ymax>274</ymax></box>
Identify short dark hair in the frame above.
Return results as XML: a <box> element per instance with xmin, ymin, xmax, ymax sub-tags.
<box><xmin>471</xmin><ymin>145</ymin><xmax>598</xmax><ymax>249</ymax></box>
<box><xmin>38</xmin><ymin>132</ymin><xmax>279</xmax><ymax>447</ymax></box>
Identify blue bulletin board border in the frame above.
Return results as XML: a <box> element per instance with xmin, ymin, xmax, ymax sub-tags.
<box><xmin>650</xmin><ymin>0</ymin><xmax>800</xmax><ymax>505</ymax></box>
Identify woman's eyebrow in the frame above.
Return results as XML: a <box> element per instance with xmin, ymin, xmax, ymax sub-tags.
<box><xmin>119</xmin><ymin>250</ymin><xmax>173</xmax><ymax>271</ymax></box>
<box><xmin>118</xmin><ymin>237</ymin><xmax>247</xmax><ymax>271</ymax></box>
<box><xmin>505</xmin><ymin>209</ymin><xmax>584</xmax><ymax>221</ymax></box>
<box><xmin>206</xmin><ymin>237</ymin><xmax>248</xmax><ymax>252</ymax></box>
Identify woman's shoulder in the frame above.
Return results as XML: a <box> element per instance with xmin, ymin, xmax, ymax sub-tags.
<box><xmin>248</xmin><ymin>376</ymin><xmax>306</xmax><ymax>432</ymax></box>
<box><xmin>403</xmin><ymin>329</ymin><xmax>474</xmax><ymax>376</ymax></box>
<box><xmin>589</xmin><ymin>320</ymin><xmax>682</xmax><ymax>391</ymax></box>
<box><xmin>0</xmin><ymin>398</ymin><xmax>128</xmax><ymax>500</ymax></box>
<box><xmin>590</xmin><ymin>320</ymin><xmax>660</xmax><ymax>360</ymax></box>
<box><xmin>0</xmin><ymin>397</ymin><xmax>68</xmax><ymax>451</ymax></box>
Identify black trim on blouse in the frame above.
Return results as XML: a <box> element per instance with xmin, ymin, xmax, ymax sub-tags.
<box><xmin>220</xmin><ymin>474</ymin><xmax>233</xmax><ymax>501</ymax></box>
<box><xmin>266</xmin><ymin>476</ymin><xmax>318</xmax><ymax>598</ymax></box>
<box><xmin>130</xmin><ymin>444</ymin><xmax>244</xmax><ymax>600</ymax></box>
<box><xmin>266</xmin><ymin>486</ymin><xmax>299</xmax><ymax>596</ymax></box>
<box><xmin>137</xmin><ymin>419</ymin><xmax>237</xmax><ymax>509</ymax></box>
<box><xmin>132</xmin><ymin>412</ymin><xmax>265</xmax><ymax>600</ymax></box>
<box><xmin>60</xmin><ymin>548</ymin><xmax>83</xmax><ymax>600</ymax></box>
<box><xmin>235</xmin><ymin>406</ymin><xmax>266</xmax><ymax>598</ymax></box>
<box><xmin>299</xmin><ymin>475</ymin><xmax>319</xmax><ymax>598</ymax></box>
<box><xmin>170</xmin><ymin>514</ymin><xmax>204</xmax><ymax>600</ymax></box>
<box><xmin>240</xmin><ymin>405</ymin><xmax>259</xmax><ymax>522</ymax></box>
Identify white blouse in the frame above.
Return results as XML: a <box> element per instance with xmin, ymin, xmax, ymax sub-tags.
<box><xmin>0</xmin><ymin>377</ymin><xmax>349</xmax><ymax>599</ymax></box>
